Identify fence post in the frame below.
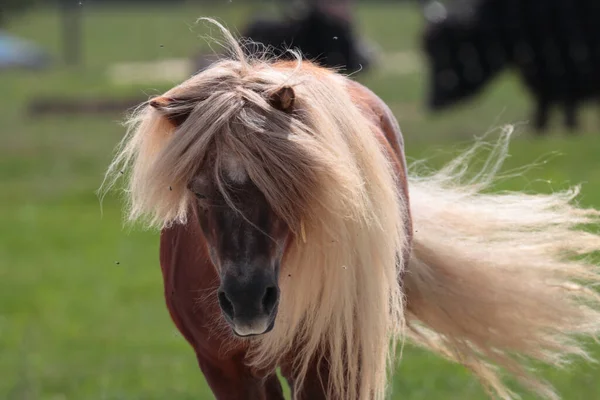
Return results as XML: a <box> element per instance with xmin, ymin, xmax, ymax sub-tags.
<box><xmin>61</xmin><ymin>0</ymin><xmax>82</xmax><ymax>66</ymax></box>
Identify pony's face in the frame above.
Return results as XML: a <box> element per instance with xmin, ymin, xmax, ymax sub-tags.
<box><xmin>188</xmin><ymin>168</ymin><xmax>290</xmax><ymax>337</ymax></box>
<box><xmin>150</xmin><ymin>85</ymin><xmax>298</xmax><ymax>337</ymax></box>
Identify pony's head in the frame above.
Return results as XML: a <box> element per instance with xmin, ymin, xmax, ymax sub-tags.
<box><xmin>421</xmin><ymin>0</ymin><xmax>508</xmax><ymax>111</ymax></box>
<box><xmin>149</xmin><ymin>87</ymin><xmax>297</xmax><ymax>337</ymax></box>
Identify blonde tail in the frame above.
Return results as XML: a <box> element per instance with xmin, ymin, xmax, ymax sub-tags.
<box><xmin>404</xmin><ymin>127</ymin><xmax>600</xmax><ymax>400</ymax></box>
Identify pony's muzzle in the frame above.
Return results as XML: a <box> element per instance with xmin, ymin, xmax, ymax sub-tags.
<box><xmin>217</xmin><ymin>278</ymin><xmax>280</xmax><ymax>337</ymax></box>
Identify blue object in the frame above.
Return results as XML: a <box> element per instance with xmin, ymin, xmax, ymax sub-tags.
<box><xmin>0</xmin><ymin>31</ymin><xmax>51</xmax><ymax>70</ymax></box>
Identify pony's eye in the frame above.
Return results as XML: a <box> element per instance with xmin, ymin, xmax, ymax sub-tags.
<box><xmin>187</xmin><ymin>177</ymin><xmax>211</xmax><ymax>201</ymax></box>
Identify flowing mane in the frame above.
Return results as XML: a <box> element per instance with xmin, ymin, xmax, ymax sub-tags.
<box><xmin>102</xmin><ymin>19</ymin><xmax>408</xmax><ymax>400</ymax></box>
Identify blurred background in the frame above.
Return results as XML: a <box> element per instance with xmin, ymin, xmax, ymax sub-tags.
<box><xmin>2</xmin><ymin>0</ymin><xmax>600</xmax><ymax>399</ymax></box>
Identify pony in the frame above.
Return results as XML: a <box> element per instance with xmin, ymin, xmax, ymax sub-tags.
<box><xmin>241</xmin><ymin>4</ymin><xmax>373</xmax><ymax>75</ymax></box>
<box><xmin>101</xmin><ymin>19</ymin><xmax>600</xmax><ymax>400</ymax></box>
<box><xmin>421</xmin><ymin>0</ymin><xmax>600</xmax><ymax>132</ymax></box>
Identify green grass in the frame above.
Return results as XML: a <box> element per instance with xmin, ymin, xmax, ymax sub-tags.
<box><xmin>2</xmin><ymin>3</ymin><xmax>600</xmax><ymax>399</ymax></box>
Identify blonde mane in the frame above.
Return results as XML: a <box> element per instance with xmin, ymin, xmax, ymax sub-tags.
<box><xmin>101</xmin><ymin>19</ymin><xmax>408</xmax><ymax>400</ymax></box>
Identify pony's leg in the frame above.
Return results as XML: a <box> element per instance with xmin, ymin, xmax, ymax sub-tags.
<box><xmin>281</xmin><ymin>359</ymin><xmax>330</xmax><ymax>400</ymax></box>
<box><xmin>533</xmin><ymin>96</ymin><xmax>550</xmax><ymax>133</ymax></box>
<box><xmin>564</xmin><ymin>99</ymin><xmax>578</xmax><ymax>131</ymax></box>
<box><xmin>196</xmin><ymin>354</ymin><xmax>285</xmax><ymax>400</ymax></box>
<box><xmin>263</xmin><ymin>374</ymin><xmax>287</xmax><ymax>399</ymax></box>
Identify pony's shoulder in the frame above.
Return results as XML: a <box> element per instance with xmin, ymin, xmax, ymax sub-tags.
<box><xmin>345</xmin><ymin>79</ymin><xmax>404</xmax><ymax>147</ymax></box>
<box><xmin>345</xmin><ymin>79</ymin><xmax>388</xmax><ymax>117</ymax></box>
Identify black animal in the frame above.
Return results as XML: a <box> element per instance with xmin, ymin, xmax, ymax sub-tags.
<box><xmin>422</xmin><ymin>0</ymin><xmax>600</xmax><ymax>132</ymax></box>
<box><xmin>241</xmin><ymin>6</ymin><xmax>373</xmax><ymax>75</ymax></box>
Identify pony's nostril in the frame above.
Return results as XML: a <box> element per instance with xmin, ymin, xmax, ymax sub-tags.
<box><xmin>262</xmin><ymin>286</ymin><xmax>279</xmax><ymax>314</ymax></box>
<box><xmin>218</xmin><ymin>290</ymin><xmax>235</xmax><ymax>320</ymax></box>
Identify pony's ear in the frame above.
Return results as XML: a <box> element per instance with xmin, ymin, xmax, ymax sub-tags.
<box><xmin>149</xmin><ymin>96</ymin><xmax>192</xmax><ymax>127</ymax></box>
<box><xmin>268</xmin><ymin>86</ymin><xmax>295</xmax><ymax>113</ymax></box>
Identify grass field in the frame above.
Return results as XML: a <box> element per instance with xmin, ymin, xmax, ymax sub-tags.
<box><xmin>2</xmin><ymin>2</ymin><xmax>600</xmax><ymax>399</ymax></box>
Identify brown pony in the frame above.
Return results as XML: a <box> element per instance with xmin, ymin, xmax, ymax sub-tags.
<box><xmin>101</xmin><ymin>19</ymin><xmax>600</xmax><ymax>400</ymax></box>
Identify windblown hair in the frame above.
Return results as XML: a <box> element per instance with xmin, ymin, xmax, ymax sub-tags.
<box><xmin>405</xmin><ymin>127</ymin><xmax>600</xmax><ymax>400</ymax></box>
<box><xmin>101</xmin><ymin>18</ymin><xmax>600</xmax><ymax>400</ymax></box>
<box><xmin>101</xmin><ymin>19</ymin><xmax>407</xmax><ymax>400</ymax></box>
